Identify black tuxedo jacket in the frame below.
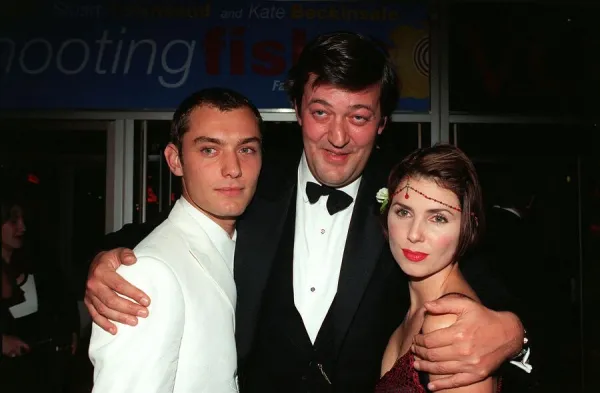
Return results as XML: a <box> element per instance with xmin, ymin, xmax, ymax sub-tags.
<box><xmin>234</xmin><ymin>148</ymin><xmax>410</xmax><ymax>390</ymax></box>
<box><xmin>96</xmin><ymin>147</ymin><xmax>528</xmax><ymax>391</ymax></box>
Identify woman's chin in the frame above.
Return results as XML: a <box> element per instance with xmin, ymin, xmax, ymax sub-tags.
<box><xmin>6</xmin><ymin>241</ymin><xmax>23</xmax><ymax>250</ymax></box>
<box><xmin>398</xmin><ymin>263</ymin><xmax>431</xmax><ymax>280</ymax></box>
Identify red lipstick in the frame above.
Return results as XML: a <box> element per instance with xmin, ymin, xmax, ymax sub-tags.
<box><xmin>402</xmin><ymin>249</ymin><xmax>429</xmax><ymax>262</ymax></box>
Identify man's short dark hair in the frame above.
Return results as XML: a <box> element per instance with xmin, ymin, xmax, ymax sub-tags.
<box><xmin>285</xmin><ymin>31</ymin><xmax>400</xmax><ymax>120</ymax></box>
<box><xmin>170</xmin><ymin>87</ymin><xmax>263</xmax><ymax>156</ymax></box>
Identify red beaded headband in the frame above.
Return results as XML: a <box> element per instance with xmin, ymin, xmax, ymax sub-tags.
<box><xmin>393</xmin><ymin>178</ymin><xmax>479</xmax><ymax>225</ymax></box>
<box><xmin>393</xmin><ymin>178</ymin><xmax>463</xmax><ymax>212</ymax></box>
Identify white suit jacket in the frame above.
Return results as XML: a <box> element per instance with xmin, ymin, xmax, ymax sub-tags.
<box><xmin>89</xmin><ymin>198</ymin><xmax>238</xmax><ymax>393</ymax></box>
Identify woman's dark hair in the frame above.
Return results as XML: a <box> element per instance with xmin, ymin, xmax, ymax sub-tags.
<box><xmin>0</xmin><ymin>194</ymin><xmax>29</xmax><ymax>273</ymax></box>
<box><xmin>170</xmin><ymin>87</ymin><xmax>263</xmax><ymax>159</ymax></box>
<box><xmin>1</xmin><ymin>194</ymin><xmax>22</xmax><ymax>226</ymax></box>
<box><xmin>381</xmin><ymin>144</ymin><xmax>485</xmax><ymax>262</ymax></box>
<box><xmin>285</xmin><ymin>31</ymin><xmax>400</xmax><ymax>120</ymax></box>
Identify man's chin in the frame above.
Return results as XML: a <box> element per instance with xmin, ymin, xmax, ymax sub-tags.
<box><xmin>315</xmin><ymin>169</ymin><xmax>355</xmax><ymax>188</ymax></box>
<box><xmin>212</xmin><ymin>205</ymin><xmax>247</xmax><ymax>220</ymax></box>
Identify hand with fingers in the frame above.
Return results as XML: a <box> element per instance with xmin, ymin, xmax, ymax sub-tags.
<box><xmin>84</xmin><ymin>248</ymin><xmax>151</xmax><ymax>335</ymax></box>
<box><xmin>2</xmin><ymin>334</ymin><xmax>30</xmax><ymax>358</ymax></box>
<box><xmin>411</xmin><ymin>295</ymin><xmax>524</xmax><ymax>392</ymax></box>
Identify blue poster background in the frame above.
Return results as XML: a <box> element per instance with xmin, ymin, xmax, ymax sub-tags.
<box><xmin>0</xmin><ymin>1</ymin><xmax>429</xmax><ymax>111</ymax></box>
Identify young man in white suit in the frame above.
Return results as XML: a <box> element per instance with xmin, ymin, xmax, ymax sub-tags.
<box><xmin>88</xmin><ymin>87</ymin><xmax>263</xmax><ymax>393</ymax></box>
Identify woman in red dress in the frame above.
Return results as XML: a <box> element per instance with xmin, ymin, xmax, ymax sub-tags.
<box><xmin>374</xmin><ymin>144</ymin><xmax>500</xmax><ymax>393</ymax></box>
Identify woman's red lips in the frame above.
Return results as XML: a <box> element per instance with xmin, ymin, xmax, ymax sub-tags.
<box><xmin>402</xmin><ymin>249</ymin><xmax>429</xmax><ymax>262</ymax></box>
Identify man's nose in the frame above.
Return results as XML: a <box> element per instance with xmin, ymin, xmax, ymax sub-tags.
<box><xmin>327</xmin><ymin>118</ymin><xmax>350</xmax><ymax>148</ymax></box>
<box><xmin>222</xmin><ymin>152</ymin><xmax>242</xmax><ymax>178</ymax></box>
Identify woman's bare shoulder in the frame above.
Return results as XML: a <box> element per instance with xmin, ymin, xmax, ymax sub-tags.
<box><xmin>422</xmin><ymin>285</ymin><xmax>480</xmax><ymax>334</ymax></box>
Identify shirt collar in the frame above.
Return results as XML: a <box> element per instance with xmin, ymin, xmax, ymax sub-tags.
<box><xmin>298</xmin><ymin>152</ymin><xmax>362</xmax><ymax>203</ymax></box>
<box><xmin>178</xmin><ymin>197</ymin><xmax>236</xmax><ymax>264</ymax></box>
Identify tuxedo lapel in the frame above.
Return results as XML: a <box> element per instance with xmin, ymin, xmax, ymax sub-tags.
<box><xmin>168</xmin><ymin>202</ymin><xmax>237</xmax><ymax>313</ymax></box>
<box><xmin>332</xmin><ymin>157</ymin><xmax>387</xmax><ymax>356</ymax></box>
<box><xmin>234</xmin><ymin>151</ymin><xmax>301</xmax><ymax>359</ymax></box>
<box><xmin>188</xmin><ymin>242</ymin><xmax>237</xmax><ymax>313</ymax></box>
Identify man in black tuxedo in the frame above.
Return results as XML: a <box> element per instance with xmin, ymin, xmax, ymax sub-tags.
<box><xmin>84</xmin><ymin>32</ymin><xmax>531</xmax><ymax>392</ymax></box>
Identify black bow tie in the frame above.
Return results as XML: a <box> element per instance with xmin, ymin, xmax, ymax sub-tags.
<box><xmin>305</xmin><ymin>181</ymin><xmax>354</xmax><ymax>215</ymax></box>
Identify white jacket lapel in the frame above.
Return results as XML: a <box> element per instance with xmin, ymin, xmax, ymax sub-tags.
<box><xmin>168</xmin><ymin>201</ymin><xmax>237</xmax><ymax>313</ymax></box>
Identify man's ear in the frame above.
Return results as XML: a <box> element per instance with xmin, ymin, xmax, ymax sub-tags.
<box><xmin>164</xmin><ymin>143</ymin><xmax>184</xmax><ymax>176</ymax></box>
<box><xmin>294</xmin><ymin>102</ymin><xmax>302</xmax><ymax>126</ymax></box>
<box><xmin>377</xmin><ymin>116</ymin><xmax>388</xmax><ymax>135</ymax></box>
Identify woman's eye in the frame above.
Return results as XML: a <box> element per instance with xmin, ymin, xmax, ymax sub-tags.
<box><xmin>395</xmin><ymin>208</ymin><xmax>409</xmax><ymax>217</ymax></box>
<box><xmin>433</xmin><ymin>214</ymin><xmax>448</xmax><ymax>224</ymax></box>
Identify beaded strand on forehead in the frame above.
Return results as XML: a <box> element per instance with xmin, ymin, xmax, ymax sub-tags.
<box><xmin>393</xmin><ymin>177</ymin><xmax>479</xmax><ymax>225</ymax></box>
<box><xmin>393</xmin><ymin>177</ymin><xmax>463</xmax><ymax>212</ymax></box>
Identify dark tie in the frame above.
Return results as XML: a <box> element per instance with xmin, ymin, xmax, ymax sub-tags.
<box><xmin>305</xmin><ymin>181</ymin><xmax>354</xmax><ymax>215</ymax></box>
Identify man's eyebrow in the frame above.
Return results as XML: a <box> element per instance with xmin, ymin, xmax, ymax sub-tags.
<box><xmin>307</xmin><ymin>99</ymin><xmax>375</xmax><ymax>114</ymax></box>
<box><xmin>307</xmin><ymin>98</ymin><xmax>332</xmax><ymax>107</ymax></box>
<box><xmin>238</xmin><ymin>136</ymin><xmax>262</xmax><ymax>145</ymax></box>
<box><xmin>193</xmin><ymin>136</ymin><xmax>222</xmax><ymax>145</ymax></box>
<box><xmin>193</xmin><ymin>136</ymin><xmax>262</xmax><ymax>146</ymax></box>
<box><xmin>348</xmin><ymin>104</ymin><xmax>375</xmax><ymax>113</ymax></box>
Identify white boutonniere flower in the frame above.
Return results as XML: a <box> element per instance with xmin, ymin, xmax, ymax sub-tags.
<box><xmin>375</xmin><ymin>187</ymin><xmax>389</xmax><ymax>213</ymax></box>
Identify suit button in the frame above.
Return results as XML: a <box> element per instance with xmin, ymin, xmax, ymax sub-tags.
<box><xmin>301</xmin><ymin>375</ymin><xmax>307</xmax><ymax>381</ymax></box>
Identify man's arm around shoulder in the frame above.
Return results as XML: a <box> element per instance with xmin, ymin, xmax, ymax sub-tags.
<box><xmin>422</xmin><ymin>311</ymin><xmax>496</xmax><ymax>393</ymax></box>
<box><xmin>84</xmin><ymin>212</ymin><xmax>170</xmax><ymax>332</ymax></box>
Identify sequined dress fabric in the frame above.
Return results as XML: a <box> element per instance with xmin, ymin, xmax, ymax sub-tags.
<box><xmin>374</xmin><ymin>352</ymin><xmax>428</xmax><ymax>393</ymax></box>
<box><xmin>374</xmin><ymin>352</ymin><xmax>502</xmax><ymax>393</ymax></box>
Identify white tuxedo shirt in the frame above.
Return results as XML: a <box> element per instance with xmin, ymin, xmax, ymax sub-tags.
<box><xmin>293</xmin><ymin>153</ymin><xmax>361</xmax><ymax>343</ymax></box>
<box><xmin>89</xmin><ymin>198</ymin><xmax>238</xmax><ymax>393</ymax></box>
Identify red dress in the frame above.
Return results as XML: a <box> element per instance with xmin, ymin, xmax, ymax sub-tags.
<box><xmin>374</xmin><ymin>352</ymin><xmax>428</xmax><ymax>393</ymax></box>
<box><xmin>374</xmin><ymin>352</ymin><xmax>502</xmax><ymax>393</ymax></box>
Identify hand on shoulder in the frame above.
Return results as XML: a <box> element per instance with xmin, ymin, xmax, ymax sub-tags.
<box><xmin>412</xmin><ymin>293</ymin><xmax>499</xmax><ymax>392</ymax></box>
<box><xmin>422</xmin><ymin>311</ymin><xmax>459</xmax><ymax>335</ymax></box>
<box><xmin>84</xmin><ymin>247</ymin><xmax>150</xmax><ymax>335</ymax></box>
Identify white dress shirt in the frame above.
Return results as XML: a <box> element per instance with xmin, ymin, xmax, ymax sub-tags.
<box><xmin>90</xmin><ymin>198</ymin><xmax>238</xmax><ymax>393</ymax></box>
<box><xmin>293</xmin><ymin>153</ymin><xmax>361</xmax><ymax>343</ymax></box>
<box><xmin>9</xmin><ymin>274</ymin><xmax>38</xmax><ymax>318</ymax></box>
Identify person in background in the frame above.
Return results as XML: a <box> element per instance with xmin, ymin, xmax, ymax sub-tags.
<box><xmin>1</xmin><ymin>193</ymin><xmax>79</xmax><ymax>393</ymax></box>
